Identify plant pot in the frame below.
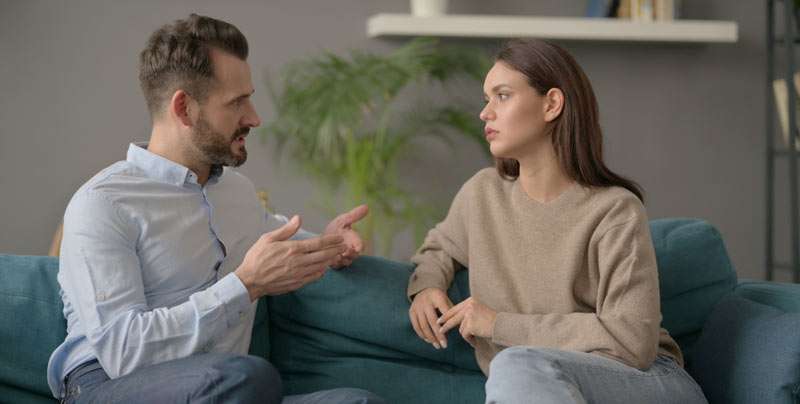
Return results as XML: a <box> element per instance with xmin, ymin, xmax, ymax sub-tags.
<box><xmin>410</xmin><ymin>0</ymin><xmax>449</xmax><ymax>17</ymax></box>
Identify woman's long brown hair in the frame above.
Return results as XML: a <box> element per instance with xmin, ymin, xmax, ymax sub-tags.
<box><xmin>494</xmin><ymin>39</ymin><xmax>644</xmax><ymax>202</ymax></box>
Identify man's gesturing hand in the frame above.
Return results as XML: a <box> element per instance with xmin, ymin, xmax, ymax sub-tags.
<box><xmin>324</xmin><ymin>204</ymin><xmax>369</xmax><ymax>268</ymax></box>
<box><xmin>236</xmin><ymin>215</ymin><xmax>346</xmax><ymax>301</ymax></box>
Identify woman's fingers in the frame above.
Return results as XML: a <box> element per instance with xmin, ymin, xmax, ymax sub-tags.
<box><xmin>437</xmin><ymin>299</ymin><xmax>464</xmax><ymax>326</ymax></box>
<box><xmin>459</xmin><ymin>319</ymin><xmax>475</xmax><ymax>348</ymax></box>
<box><xmin>410</xmin><ymin>307</ymin><xmax>424</xmax><ymax>341</ymax></box>
<box><xmin>423</xmin><ymin>306</ymin><xmax>446</xmax><ymax>349</ymax></box>
<box><xmin>424</xmin><ymin>306</ymin><xmax>448</xmax><ymax>348</ymax></box>
<box><xmin>417</xmin><ymin>309</ymin><xmax>437</xmax><ymax>347</ymax></box>
<box><xmin>439</xmin><ymin>307</ymin><xmax>465</xmax><ymax>335</ymax></box>
<box><xmin>432</xmin><ymin>293</ymin><xmax>454</xmax><ymax>318</ymax></box>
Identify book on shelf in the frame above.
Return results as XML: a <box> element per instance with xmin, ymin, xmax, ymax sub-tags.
<box><xmin>772</xmin><ymin>72</ymin><xmax>800</xmax><ymax>151</ymax></box>
<box><xmin>607</xmin><ymin>0</ymin><xmax>679</xmax><ymax>21</ymax></box>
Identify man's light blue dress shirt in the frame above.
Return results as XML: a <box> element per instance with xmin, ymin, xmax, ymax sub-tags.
<box><xmin>47</xmin><ymin>143</ymin><xmax>312</xmax><ymax>398</ymax></box>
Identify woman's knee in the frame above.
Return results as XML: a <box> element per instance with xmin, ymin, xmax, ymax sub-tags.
<box><xmin>487</xmin><ymin>348</ymin><xmax>585</xmax><ymax>404</ymax></box>
<box><xmin>489</xmin><ymin>347</ymin><xmax>564</xmax><ymax>379</ymax></box>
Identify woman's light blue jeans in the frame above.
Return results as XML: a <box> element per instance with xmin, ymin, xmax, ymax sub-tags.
<box><xmin>485</xmin><ymin>347</ymin><xmax>708</xmax><ymax>404</ymax></box>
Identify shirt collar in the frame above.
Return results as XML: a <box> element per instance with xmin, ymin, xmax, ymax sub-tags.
<box><xmin>127</xmin><ymin>143</ymin><xmax>224</xmax><ymax>187</ymax></box>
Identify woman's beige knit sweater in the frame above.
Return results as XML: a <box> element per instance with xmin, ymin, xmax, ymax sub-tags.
<box><xmin>407</xmin><ymin>168</ymin><xmax>682</xmax><ymax>375</ymax></box>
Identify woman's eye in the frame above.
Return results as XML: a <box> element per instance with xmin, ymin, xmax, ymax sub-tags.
<box><xmin>498</xmin><ymin>93</ymin><xmax>510</xmax><ymax>100</ymax></box>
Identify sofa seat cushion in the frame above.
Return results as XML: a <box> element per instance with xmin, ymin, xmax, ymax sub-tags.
<box><xmin>687</xmin><ymin>294</ymin><xmax>800</xmax><ymax>404</ymax></box>
<box><xmin>0</xmin><ymin>254</ymin><xmax>63</xmax><ymax>402</ymax></box>
<box><xmin>268</xmin><ymin>256</ymin><xmax>485</xmax><ymax>404</ymax></box>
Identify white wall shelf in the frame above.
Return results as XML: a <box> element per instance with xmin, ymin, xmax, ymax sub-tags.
<box><xmin>367</xmin><ymin>14</ymin><xmax>739</xmax><ymax>43</ymax></box>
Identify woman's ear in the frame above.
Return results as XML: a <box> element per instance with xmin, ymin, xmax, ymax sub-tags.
<box><xmin>543</xmin><ymin>88</ymin><xmax>564</xmax><ymax>122</ymax></box>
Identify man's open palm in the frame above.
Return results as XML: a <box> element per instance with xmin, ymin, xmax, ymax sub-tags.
<box><xmin>324</xmin><ymin>204</ymin><xmax>369</xmax><ymax>268</ymax></box>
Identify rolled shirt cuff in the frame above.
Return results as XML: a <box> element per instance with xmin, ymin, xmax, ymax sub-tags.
<box><xmin>209</xmin><ymin>273</ymin><xmax>253</xmax><ymax>329</ymax></box>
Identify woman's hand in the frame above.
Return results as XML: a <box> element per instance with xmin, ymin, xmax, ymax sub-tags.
<box><xmin>438</xmin><ymin>297</ymin><xmax>497</xmax><ymax>347</ymax></box>
<box><xmin>409</xmin><ymin>288</ymin><xmax>453</xmax><ymax>349</ymax></box>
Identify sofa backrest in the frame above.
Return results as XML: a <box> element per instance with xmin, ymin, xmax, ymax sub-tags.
<box><xmin>0</xmin><ymin>218</ymin><xmax>741</xmax><ymax>404</ymax></box>
<box><xmin>264</xmin><ymin>218</ymin><xmax>741</xmax><ymax>403</ymax></box>
<box><xmin>0</xmin><ymin>254</ymin><xmax>63</xmax><ymax>403</ymax></box>
<box><xmin>649</xmin><ymin>218</ymin><xmax>738</xmax><ymax>355</ymax></box>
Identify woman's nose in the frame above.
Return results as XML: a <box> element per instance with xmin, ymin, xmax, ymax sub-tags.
<box><xmin>479</xmin><ymin>104</ymin><xmax>494</xmax><ymax>122</ymax></box>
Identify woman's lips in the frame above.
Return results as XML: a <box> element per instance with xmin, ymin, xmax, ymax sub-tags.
<box><xmin>485</xmin><ymin>128</ymin><xmax>498</xmax><ymax>141</ymax></box>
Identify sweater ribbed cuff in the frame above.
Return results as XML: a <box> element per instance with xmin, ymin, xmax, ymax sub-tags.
<box><xmin>406</xmin><ymin>270</ymin><xmax>449</xmax><ymax>302</ymax></box>
<box><xmin>492</xmin><ymin>312</ymin><xmax>532</xmax><ymax>347</ymax></box>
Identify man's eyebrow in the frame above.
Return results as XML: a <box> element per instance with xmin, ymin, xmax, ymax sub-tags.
<box><xmin>227</xmin><ymin>89</ymin><xmax>255</xmax><ymax>104</ymax></box>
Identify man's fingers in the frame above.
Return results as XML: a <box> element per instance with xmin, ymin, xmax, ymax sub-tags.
<box><xmin>329</xmin><ymin>256</ymin><xmax>344</xmax><ymax>269</ymax></box>
<box><xmin>337</xmin><ymin>204</ymin><xmax>369</xmax><ymax>228</ymax></box>
<box><xmin>330</xmin><ymin>254</ymin><xmax>354</xmax><ymax>269</ymax></box>
<box><xmin>299</xmin><ymin>267</ymin><xmax>327</xmax><ymax>285</ymax></box>
<box><xmin>263</xmin><ymin>215</ymin><xmax>301</xmax><ymax>242</ymax></box>
<box><xmin>294</xmin><ymin>234</ymin><xmax>344</xmax><ymax>253</ymax></box>
<box><xmin>347</xmin><ymin>237</ymin><xmax>364</xmax><ymax>254</ymax></box>
<box><xmin>293</xmin><ymin>244</ymin><xmax>346</xmax><ymax>268</ymax></box>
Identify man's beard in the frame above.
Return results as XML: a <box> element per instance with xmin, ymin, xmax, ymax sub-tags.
<box><xmin>191</xmin><ymin>113</ymin><xmax>248</xmax><ymax>168</ymax></box>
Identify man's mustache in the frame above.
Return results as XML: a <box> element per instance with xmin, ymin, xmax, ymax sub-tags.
<box><xmin>232</xmin><ymin>127</ymin><xmax>250</xmax><ymax>140</ymax></box>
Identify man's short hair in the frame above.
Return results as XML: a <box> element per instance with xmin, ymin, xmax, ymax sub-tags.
<box><xmin>138</xmin><ymin>13</ymin><xmax>249</xmax><ymax>117</ymax></box>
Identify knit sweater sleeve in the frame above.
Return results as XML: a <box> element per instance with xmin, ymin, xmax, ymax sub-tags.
<box><xmin>491</xmin><ymin>205</ymin><xmax>663</xmax><ymax>370</ymax></box>
<box><xmin>407</xmin><ymin>180</ymin><xmax>471</xmax><ymax>300</ymax></box>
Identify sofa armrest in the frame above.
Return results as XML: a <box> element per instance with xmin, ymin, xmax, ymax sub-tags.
<box><xmin>734</xmin><ymin>280</ymin><xmax>800</xmax><ymax>312</ymax></box>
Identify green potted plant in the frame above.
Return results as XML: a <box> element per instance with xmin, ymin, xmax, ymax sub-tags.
<box><xmin>263</xmin><ymin>38</ymin><xmax>491</xmax><ymax>256</ymax></box>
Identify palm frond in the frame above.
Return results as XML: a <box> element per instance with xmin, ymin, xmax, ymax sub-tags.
<box><xmin>261</xmin><ymin>39</ymin><xmax>491</xmax><ymax>255</ymax></box>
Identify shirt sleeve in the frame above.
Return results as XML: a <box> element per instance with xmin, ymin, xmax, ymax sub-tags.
<box><xmin>264</xmin><ymin>212</ymin><xmax>317</xmax><ymax>240</ymax></box>
<box><xmin>58</xmin><ymin>191</ymin><xmax>252</xmax><ymax>379</ymax></box>
<box><xmin>407</xmin><ymin>181</ymin><xmax>471</xmax><ymax>300</ymax></box>
<box><xmin>491</xmin><ymin>211</ymin><xmax>662</xmax><ymax>370</ymax></box>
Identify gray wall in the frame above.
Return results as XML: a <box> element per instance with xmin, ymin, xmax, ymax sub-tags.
<box><xmin>0</xmin><ymin>0</ymin><xmax>783</xmax><ymax>280</ymax></box>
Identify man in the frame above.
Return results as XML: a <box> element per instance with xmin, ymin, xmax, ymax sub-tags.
<box><xmin>47</xmin><ymin>14</ymin><xmax>384</xmax><ymax>404</ymax></box>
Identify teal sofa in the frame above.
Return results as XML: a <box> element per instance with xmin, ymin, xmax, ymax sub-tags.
<box><xmin>2</xmin><ymin>219</ymin><xmax>800</xmax><ymax>404</ymax></box>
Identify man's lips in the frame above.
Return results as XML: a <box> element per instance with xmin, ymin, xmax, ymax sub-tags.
<box><xmin>233</xmin><ymin>129</ymin><xmax>249</xmax><ymax>143</ymax></box>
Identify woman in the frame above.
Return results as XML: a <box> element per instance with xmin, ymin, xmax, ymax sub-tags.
<box><xmin>407</xmin><ymin>39</ymin><xmax>707</xmax><ymax>403</ymax></box>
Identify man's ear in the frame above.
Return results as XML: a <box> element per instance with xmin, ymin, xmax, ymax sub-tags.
<box><xmin>169</xmin><ymin>89</ymin><xmax>195</xmax><ymax>128</ymax></box>
<box><xmin>543</xmin><ymin>88</ymin><xmax>564</xmax><ymax>123</ymax></box>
